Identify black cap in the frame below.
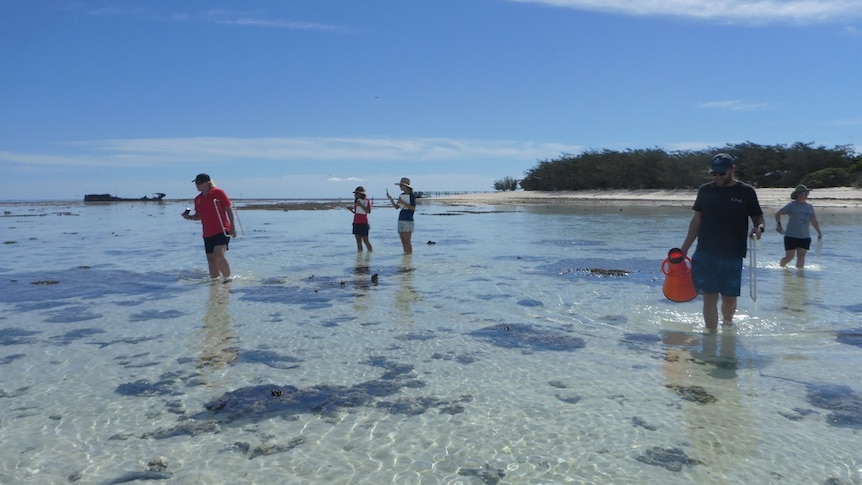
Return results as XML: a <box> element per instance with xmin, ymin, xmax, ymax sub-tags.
<box><xmin>193</xmin><ymin>173</ymin><xmax>211</xmax><ymax>184</ymax></box>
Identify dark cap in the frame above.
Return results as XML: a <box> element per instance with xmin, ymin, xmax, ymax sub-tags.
<box><xmin>193</xmin><ymin>173</ymin><xmax>211</xmax><ymax>184</ymax></box>
<box><xmin>709</xmin><ymin>153</ymin><xmax>735</xmax><ymax>175</ymax></box>
<box><xmin>790</xmin><ymin>184</ymin><xmax>810</xmax><ymax>199</ymax></box>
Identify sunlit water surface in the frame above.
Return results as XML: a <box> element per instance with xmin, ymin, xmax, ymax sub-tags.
<box><xmin>1</xmin><ymin>199</ymin><xmax>861</xmax><ymax>484</ymax></box>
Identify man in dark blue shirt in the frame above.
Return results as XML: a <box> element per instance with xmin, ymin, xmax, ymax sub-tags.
<box><xmin>681</xmin><ymin>154</ymin><xmax>765</xmax><ymax>331</ymax></box>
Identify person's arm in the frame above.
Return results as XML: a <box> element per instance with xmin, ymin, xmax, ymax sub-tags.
<box><xmin>749</xmin><ymin>214</ymin><xmax>765</xmax><ymax>239</ymax></box>
<box><xmin>774</xmin><ymin>209</ymin><xmax>784</xmax><ymax>234</ymax></box>
<box><xmin>680</xmin><ymin>211</ymin><xmax>701</xmax><ymax>255</ymax></box>
<box><xmin>811</xmin><ymin>216</ymin><xmax>822</xmax><ymax>240</ymax></box>
<box><xmin>227</xmin><ymin>204</ymin><xmax>237</xmax><ymax>236</ymax></box>
<box><xmin>182</xmin><ymin>206</ymin><xmax>200</xmax><ymax>221</ymax></box>
<box><xmin>387</xmin><ymin>190</ymin><xmax>399</xmax><ymax>208</ymax></box>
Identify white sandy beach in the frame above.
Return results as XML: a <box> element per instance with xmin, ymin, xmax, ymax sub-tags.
<box><xmin>431</xmin><ymin>187</ymin><xmax>862</xmax><ymax>209</ymax></box>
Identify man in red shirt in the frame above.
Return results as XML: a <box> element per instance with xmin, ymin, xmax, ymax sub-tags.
<box><xmin>182</xmin><ymin>173</ymin><xmax>237</xmax><ymax>280</ymax></box>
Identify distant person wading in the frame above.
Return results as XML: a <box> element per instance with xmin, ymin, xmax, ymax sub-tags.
<box><xmin>182</xmin><ymin>173</ymin><xmax>237</xmax><ymax>281</ymax></box>
<box><xmin>775</xmin><ymin>184</ymin><xmax>823</xmax><ymax>269</ymax></box>
<box><xmin>387</xmin><ymin>177</ymin><xmax>416</xmax><ymax>254</ymax></box>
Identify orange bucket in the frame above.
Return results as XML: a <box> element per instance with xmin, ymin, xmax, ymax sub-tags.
<box><xmin>661</xmin><ymin>248</ymin><xmax>698</xmax><ymax>303</ymax></box>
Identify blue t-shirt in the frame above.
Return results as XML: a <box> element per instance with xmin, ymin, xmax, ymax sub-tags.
<box><xmin>397</xmin><ymin>193</ymin><xmax>416</xmax><ymax>221</ymax></box>
<box><xmin>778</xmin><ymin>201</ymin><xmax>816</xmax><ymax>238</ymax></box>
<box><xmin>692</xmin><ymin>181</ymin><xmax>762</xmax><ymax>258</ymax></box>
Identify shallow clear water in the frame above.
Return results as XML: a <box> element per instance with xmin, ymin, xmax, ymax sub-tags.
<box><xmin>1</xmin><ymin>199</ymin><xmax>862</xmax><ymax>484</ymax></box>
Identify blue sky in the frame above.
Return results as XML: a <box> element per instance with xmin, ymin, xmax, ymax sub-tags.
<box><xmin>2</xmin><ymin>1</ymin><xmax>861</xmax><ymax>200</ymax></box>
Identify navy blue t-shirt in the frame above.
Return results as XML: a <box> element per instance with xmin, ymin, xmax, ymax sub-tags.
<box><xmin>692</xmin><ymin>182</ymin><xmax>762</xmax><ymax>258</ymax></box>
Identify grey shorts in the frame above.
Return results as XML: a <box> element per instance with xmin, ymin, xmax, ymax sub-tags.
<box><xmin>397</xmin><ymin>220</ymin><xmax>414</xmax><ymax>233</ymax></box>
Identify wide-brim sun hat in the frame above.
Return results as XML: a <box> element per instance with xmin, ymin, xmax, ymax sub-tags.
<box><xmin>394</xmin><ymin>177</ymin><xmax>412</xmax><ymax>188</ymax></box>
<box><xmin>353</xmin><ymin>186</ymin><xmax>366</xmax><ymax>195</ymax></box>
<box><xmin>791</xmin><ymin>184</ymin><xmax>810</xmax><ymax>199</ymax></box>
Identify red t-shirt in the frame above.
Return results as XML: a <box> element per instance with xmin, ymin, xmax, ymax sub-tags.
<box><xmin>194</xmin><ymin>187</ymin><xmax>232</xmax><ymax>237</ymax></box>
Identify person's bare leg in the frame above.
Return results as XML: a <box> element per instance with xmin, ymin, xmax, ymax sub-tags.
<box><xmin>779</xmin><ymin>249</ymin><xmax>795</xmax><ymax>267</ymax></box>
<box><xmin>399</xmin><ymin>231</ymin><xmax>412</xmax><ymax>254</ymax></box>
<box><xmin>363</xmin><ymin>236</ymin><xmax>373</xmax><ymax>252</ymax></box>
<box><xmin>209</xmin><ymin>245</ymin><xmax>231</xmax><ymax>279</ymax></box>
<box><xmin>795</xmin><ymin>248</ymin><xmax>808</xmax><ymax>269</ymax></box>
<box><xmin>355</xmin><ymin>235</ymin><xmax>363</xmax><ymax>252</ymax></box>
<box><xmin>702</xmin><ymin>293</ymin><xmax>720</xmax><ymax>332</ymax></box>
<box><xmin>720</xmin><ymin>295</ymin><xmax>737</xmax><ymax>326</ymax></box>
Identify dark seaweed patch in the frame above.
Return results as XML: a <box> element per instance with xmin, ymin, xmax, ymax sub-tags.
<box><xmin>620</xmin><ymin>333</ymin><xmax>662</xmax><ymax>351</ymax></box>
<box><xmin>141</xmin><ymin>420</ymin><xmax>220</xmax><ymax>439</ymax></box>
<box><xmin>0</xmin><ymin>328</ymin><xmax>41</xmax><ymax>345</ymax></box>
<box><xmin>555</xmin><ymin>394</ymin><xmax>582</xmax><ymax>404</ymax></box>
<box><xmin>51</xmin><ymin>328</ymin><xmax>107</xmax><ymax>345</ymax></box>
<box><xmin>0</xmin><ymin>353</ymin><xmax>25</xmax><ymax>365</ymax></box>
<box><xmin>666</xmin><ymin>384</ymin><xmax>717</xmax><ymax>404</ymax></box>
<box><xmin>457</xmin><ymin>463</ymin><xmax>505</xmax><ymax>485</ymax></box>
<box><xmin>804</xmin><ymin>383</ymin><xmax>862</xmax><ymax>428</ymax></box>
<box><xmin>376</xmin><ymin>395</ymin><xmax>472</xmax><ymax>416</ymax></box>
<box><xmin>517</xmin><ymin>299</ymin><xmax>543</xmax><ymax>307</ymax></box>
<box><xmin>234</xmin><ymin>284</ymin><xmax>337</xmax><ymax>309</ymax></box>
<box><xmin>395</xmin><ymin>332</ymin><xmax>436</xmax><ymax>342</ymax></box>
<box><xmin>636</xmin><ymin>447</ymin><xmax>702</xmax><ymax>472</ymax></box>
<box><xmin>836</xmin><ymin>328</ymin><xmax>862</xmax><ymax>348</ymax></box>
<box><xmin>188</xmin><ymin>358</ymin><xmax>426</xmax><ymax>424</ymax></box>
<box><xmin>468</xmin><ymin>323</ymin><xmax>586</xmax><ymax>352</ymax></box>
<box><xmin>116</xmin><ymin>379</ymin><xmax>182</xmax><ymax>397</ymax></box>
<box><xmin>44</xmin><ymin>306</ymin><xmax>102</xmax><ymax>323</ymax></box>
<box><xmin>236</xmin><ymin>349</ymin><xmax>302</xmax><ymax>369</ymax></box>
<box><xmin>129</xmin><ymin>309</ymin><xmax>185</xmax><ymax>322</ymax></box>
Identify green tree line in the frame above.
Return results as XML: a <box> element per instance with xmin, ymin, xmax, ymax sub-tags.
<box><xmin>496</xmin><ymin>142</ymin><xmax>862</xmax><ymax>191</ymax></box>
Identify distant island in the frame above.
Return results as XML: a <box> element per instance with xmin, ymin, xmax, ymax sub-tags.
<box><xmin>84</xmin><ymin>192</ymin><xmax>166</xmax><ymax>202</ymax></box>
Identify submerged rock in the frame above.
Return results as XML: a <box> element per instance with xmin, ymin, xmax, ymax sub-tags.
<box><xmin>457</xmin><ymin>463</ymin><xmax>505</xmax><ymax>485</ymax></box>
<box><xmin>666</xmin><ymin>384</ymin><xmax>717</xmax><ymax>404</ymax></box>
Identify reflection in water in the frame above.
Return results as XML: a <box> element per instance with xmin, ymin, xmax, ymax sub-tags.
<box><xmin>781</xmin><ymin>268</ymin><xmax>810</xmax><ymax>314</ymax></box>
<box><xmin>197</xmin><ymin>282</ymin><xmax>238</xmax><ymax>375</ymax></box>
<box><xmin>395</xmin><ymin>254</ymin><xmax>419</xmax><ymax>326</ymax></box>
<box><xmin>662</xmin><ymin>330</ymin><xmax>756</xmax><ymax>480</ymax></box>
<box><xmin>352</xmin><ymin>252</ymin><xmax>373</xmax><ymax>313</ymax></box>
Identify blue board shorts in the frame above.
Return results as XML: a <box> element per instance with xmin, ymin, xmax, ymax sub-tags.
<box><xmin>691</xmin><ymin>251</ymin><xmax>743</xmax><ymax>296</ymax></box>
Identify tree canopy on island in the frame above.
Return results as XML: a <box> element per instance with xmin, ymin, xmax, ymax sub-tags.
<box><xmin>496</xmin><ymin>142</ymin><xmax>862</xmax><ymax>192</ymax></box>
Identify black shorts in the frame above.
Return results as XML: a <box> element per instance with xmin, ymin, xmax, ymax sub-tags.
<box><xmin>353</xmin><ymin>223</ymin><xmax>370</xmax><ymax>237</ymax></box>
<box><xmin>784</xmin><ymin>236</ymin><xmax>811</xmax><ymax>251</ymax></box>
<box><xmin>204</xmin><ymin>233</ymin><xmax>230</xmax><ymax>254</ymax></box>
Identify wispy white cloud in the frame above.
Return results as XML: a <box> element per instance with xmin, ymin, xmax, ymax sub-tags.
<box><xmin>77</xmin><ymin>6</ymin><xmax>342</xmax><ymax>31</ymax></box>
<box><xmin>508</xmin><ymin>0</ymin><xmax>862</xmax><ymax>24</ymax></box>
<box><xmin>198</xmin><ymin>9</ymin><xmax>342</xmax><ymax>31</ymax></box>
<box><xmin>696</xmin><ymin>99</ymin><xmax>771</xmax><ymax>111</ymax></box>
<box><xmin>0</xmin><ymin>137</ymin><xmax>582</xmax><ymax>169</ymax></box>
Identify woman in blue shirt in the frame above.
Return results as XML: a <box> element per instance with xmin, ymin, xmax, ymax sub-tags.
<box><xmin>775</xmin><ymin>185</ymin><xmax>823</xmax><ymax>269</ymax></box>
